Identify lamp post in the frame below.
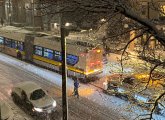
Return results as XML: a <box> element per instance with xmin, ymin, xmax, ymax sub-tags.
<box><xmin>60</xmin><ymin>16</ymin><xmax>68</xmax><ymax>120</ymax></box>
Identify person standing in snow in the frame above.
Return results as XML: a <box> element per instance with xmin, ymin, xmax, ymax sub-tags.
<box><xmin>73</xmin><ymin>78</ymin><xmax>80</xmax><ymax>98</ymax></box>
<box><xmin>16</xmin><ymin>47</ymin><xmax>22</xmax><ymax>60</ymax></box>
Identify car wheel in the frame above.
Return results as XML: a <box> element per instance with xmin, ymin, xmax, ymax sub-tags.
<box><xmin>29</xmin><ymin>110</ymin><xmax>35</xmax><ymax>116</ymax></box>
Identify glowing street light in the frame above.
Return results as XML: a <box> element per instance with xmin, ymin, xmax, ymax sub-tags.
<box><xmin>89</xmin><ymin>28</ymin><xmax>93</xmax><ymax>31</ymax></box>
<box><xmin>101</xmin><ymin>18</ymin><xmax>106</xmax><ymax>22</ymax></box>
<box><xmin>65</xmin><ymin>22</ymin><xmax>70</xmax><ymax>27</ymax></box>
<box><xmin>124</xmin><ymin>24</ymin><xmax>129</xmax><ymax>28</ymax></box>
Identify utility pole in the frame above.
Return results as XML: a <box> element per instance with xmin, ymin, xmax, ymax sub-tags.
<box><xmin>60</xmin><ymin>15</ymin><xmax>68</xmax><ymax>120</ymax></box>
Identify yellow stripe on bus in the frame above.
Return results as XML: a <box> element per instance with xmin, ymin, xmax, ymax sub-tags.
<box><xmin>84</xmin><ymin>69</ymin><xmax>102</xmax><ymax>75</ymax></box>
<box><xmin>67</xmin><ymin>66</ymin><xmax>84</xmax><ymax>74</ymax></box>
<box><xmin>33</xmin><ymin>55</ymin><xmax>62</xmax><ymax>66</ymax></box>
<box><xmin>33</xmin><ymin>55</ymin><xmax>85</xmax><ymax>74</ymax></box>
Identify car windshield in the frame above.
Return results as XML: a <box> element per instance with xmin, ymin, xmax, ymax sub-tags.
<box><xmin>30</xmin><ymin>89</ymin><xmax>46</xmax><ymax>100</ymax></box>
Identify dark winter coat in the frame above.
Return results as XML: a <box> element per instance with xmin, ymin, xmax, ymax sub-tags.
<box><xmin>74</xmin><ymin>80</ymin><xmax>79</xmax><ymax>88</ymax></box>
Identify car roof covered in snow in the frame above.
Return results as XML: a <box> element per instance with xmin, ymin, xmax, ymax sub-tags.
<box><xmin>14</xmin><ymin>81</ymin><xmax>42</xmax><ymax>93</ymax></box>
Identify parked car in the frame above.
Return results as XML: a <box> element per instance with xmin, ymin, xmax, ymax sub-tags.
<box><xmin>0</xmin><ymin>101</ymin><xmax>14</xmax><ymax>120</ymax></box>
<box><xmin>11</xmin><ymin>81</ymin><xmax>57</xmax><ymax>116</ymax></box>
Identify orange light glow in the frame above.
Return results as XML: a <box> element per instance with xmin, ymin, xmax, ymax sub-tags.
<box><xmin>79</xmin><ymin>88</ymin><xmax>95</xmax><ymax>96</ymax></box>
<box><xmin>97</xmin><ymin>61</ymin><xmax>101</xmax><ymax>63</ymax></box>
<box><xmin>134</xmin><ymin>73</ymin><xmax>164</xmax><ymax>88</ymax></box>
<box><xmin>90</xmin><ymin>62</ymin><xmax>94</xmax><ymax>66</ymax></box>
<box><xmin>85</xmin><ymin>69</ymin><xmax>102</xmax><ymax>75</ymax></box>
<box><xmin>96</xmin><ymin>49</ymin><xmax>101</xmax><ymax>53</ymax></box>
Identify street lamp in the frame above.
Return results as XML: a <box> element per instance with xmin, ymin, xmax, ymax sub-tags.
<box><xmin>124</xmin><ymin>24</ymin><xmax>129</xmax><ymax>29</ymax></box>
<box><xmin>100</xmin><ymin>18</ymin><xmax>106</xmax><ymax>22</ymax></box>
<box><xmin>65</xmin><ymin>22</ymin><xmax>70</xmax><ymax>27</ymax></box>
<box><xmin>60</xmin><ymin>16</ymin><xmax>69</xmax><ymax>120</ymax></box>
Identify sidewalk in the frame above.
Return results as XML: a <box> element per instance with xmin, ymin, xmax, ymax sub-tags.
<box><xmin>0</xmin><ymin>53</ymin><xmax>164</xmax><ymax>120</ymax></box>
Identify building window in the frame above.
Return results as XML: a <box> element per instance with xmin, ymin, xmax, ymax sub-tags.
<box><xmin>43</xmin><ymin>48</ymin><xmax>53</xmax><ymax>59</ymax></box>
<box><xmin>34</xmin><ymin>46</ymin><xmax>43</xmax><ymax>56</ymax></box>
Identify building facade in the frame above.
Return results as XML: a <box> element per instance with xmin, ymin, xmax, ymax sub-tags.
<box><xmin>139</xmin><ymin>0</ymin><xmax>165</xmax><ymax>20</ymax></box>
<box><xmin>0</xmin><ymin>0</ymin><xmax>42</xmax><ymax>29</ymax></box>
<box><xmin>128</xmin><ymin>0</ymin><xmax>165</xmax><ymax>52</ymax></box>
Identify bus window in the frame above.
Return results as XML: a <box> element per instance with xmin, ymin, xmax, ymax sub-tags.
<box><xmin>0</xmin><ymin>36</ymin><xmax>4</xmax><ymax>45</ymax></box>
<box><xmin>11</xmin><ymin>40</ymin><xmax>17</xmax><ymax>48</ymax></box>
<box><xmin>43</xmin><ymin>48</ymin><xmax>53</xmax><ymax>59</ymax></box>
<box><xmin>5</xmin><ymin>38</ymin><xmax>12</xmax><ymax>47</ymax></box>
<box><xmin>18</xmin><ymin>42</ymin><xmax>24</xmax><ymax>51</ymax></box>
<box><xmin>67</xmin><ymin>54</ymin><xmax>79</xmax><ymax>66</ymax></box>
<box><xmin>34</xmin><ymin>46</ymin><xmax>43</xmax><ymax>56</ymax></box>
<box><xmin>54</xmin><ymin>50</ymin><xmax>62</xmax><ymax>61</ymax></box>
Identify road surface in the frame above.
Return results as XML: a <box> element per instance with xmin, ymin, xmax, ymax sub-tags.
<box><xmin>0</xmin><ymin>58</ymin><xmax>125</xmax><ymax>120</ymax></box>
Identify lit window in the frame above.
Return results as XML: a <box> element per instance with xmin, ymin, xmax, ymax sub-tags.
<box><xmin>34</xmin><ymin>46</ymin><xmax>43</xmax><ymax>56</ymax></box>
<box><xmin>0</xmin><ymin>36</ymin><xmax>4</xmax><ymax>45</ymax></box>
<box><xmin>43</xmin><ymin>48</ymin><xmax>53</xmax><ymax>59</ymax></box>
<box><xmin>67</xmin><ymin>54</ymin><xmax>79</xmax><ymax>66</ymax></box>
<box><xmin>18</xmin><ymin>42</ymin><xmax>24</xmax><ymax>51</ymax></box>
<box><xmin>11</xmin><ymin>40</ymin><xmax>17</xmax><ymax>48</ymax></box>
<box><xmin>54</xmin><ymin>50</ymin><xmax>62</xmax><ymax>61</ymax></box>
<box><xmin>5</xmin><ymin>38</ymin><xmax>12</xmax><ymax>47</ymax></box>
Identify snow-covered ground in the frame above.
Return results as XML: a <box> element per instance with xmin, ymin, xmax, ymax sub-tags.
<box><xmin>0</xmin><ymin>53</ymin><xmax>164</xmax><ymax>120</ymax></box>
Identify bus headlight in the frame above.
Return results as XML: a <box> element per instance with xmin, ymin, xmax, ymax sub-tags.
<box><xmin>34</xmin><ymin>107</ymin><xmax>43</xmax><ymax>112</ymax></box>
<box><xmin>53</xmin><ymin>101</ymin><xmax>56</xmax><ymax>107</ymax></box>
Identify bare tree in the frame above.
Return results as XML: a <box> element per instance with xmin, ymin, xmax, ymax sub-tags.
<box><xmin>34</xmin><ymin>0</ymin><xmax>165</xmax><ymax>119</ymax></box>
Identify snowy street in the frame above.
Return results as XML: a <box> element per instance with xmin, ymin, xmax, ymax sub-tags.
<box><xmin>0</xmin><ymin>53</ymin><xmax>124</xmax><ymax>120</ymax></box>
<box><xmin>0</xmin><ymin>52</ymin><xmax>164</xmax><ymax>120</ymax></box>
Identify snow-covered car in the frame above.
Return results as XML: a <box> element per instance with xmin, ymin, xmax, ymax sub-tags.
<box><xmin>11</xmin><ymin>81</ymin><xmax>56</xmax><ymax>115</ymax></box>
<box><xmin>0</xmin><ymin>101</ymin><xmax>14</xmax><ymax>120</ymax></box>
